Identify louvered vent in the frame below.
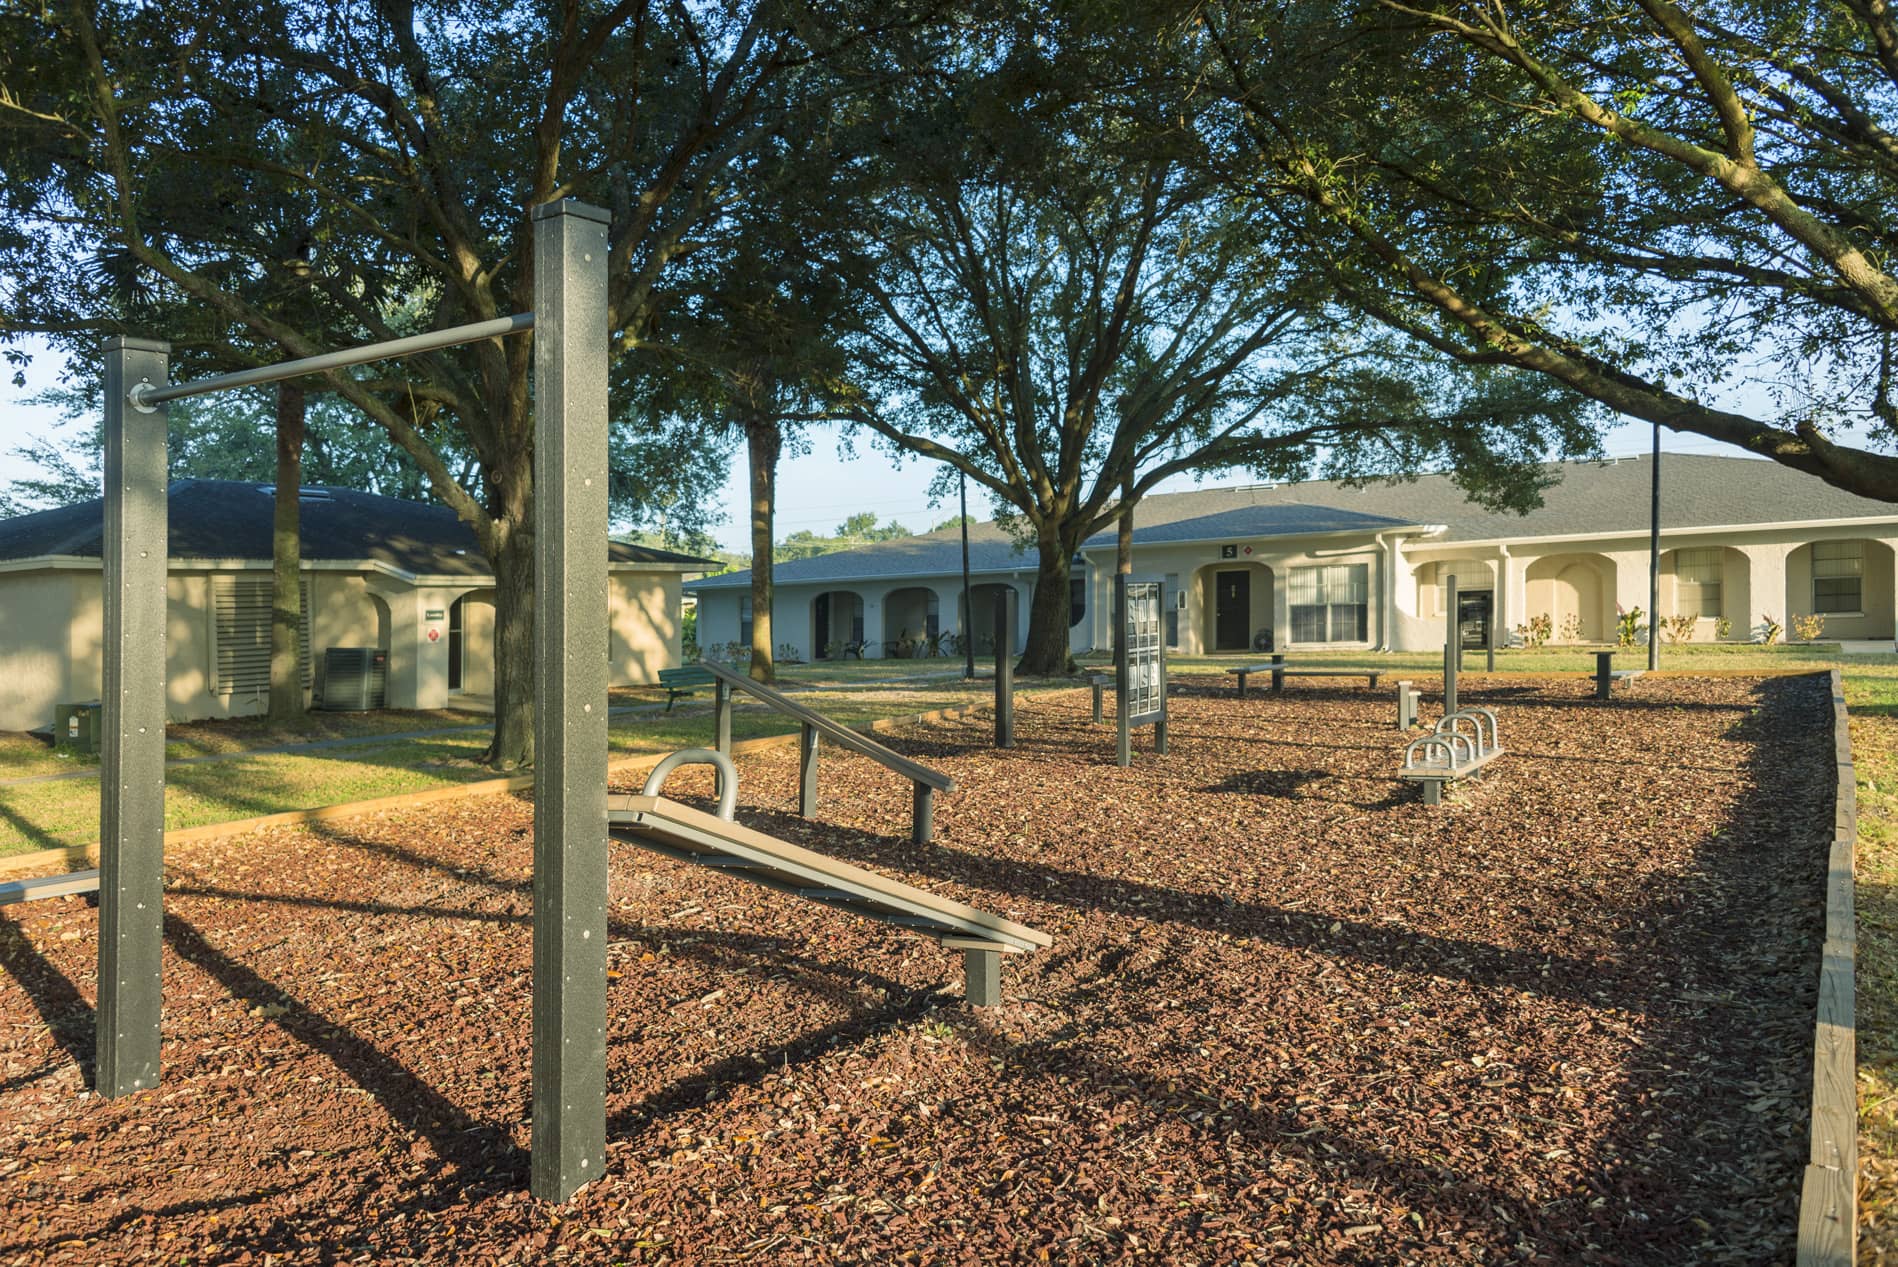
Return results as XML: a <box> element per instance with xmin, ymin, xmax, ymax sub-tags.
<box><xmin>212</xmin><ymin>576</ymin><xmax>312</xmax><ymax>697</ymax></box>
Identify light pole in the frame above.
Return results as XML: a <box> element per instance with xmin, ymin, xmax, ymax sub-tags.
<box><xmin>1648</xmin><ymin>423</ymin><xmax>1661</xmax><ymax>673</ymax></box>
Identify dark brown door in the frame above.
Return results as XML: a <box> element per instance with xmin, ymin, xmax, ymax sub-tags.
<box><xmin>1215</xmin><ymin>570</ymin><xmax>1250</xmax><ymax>651</ymax></box>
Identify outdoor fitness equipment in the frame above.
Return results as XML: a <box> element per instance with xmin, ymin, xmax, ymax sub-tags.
<box><xmin>88</xmin><ymin>200</ymin><xmax>616</xmax><ymax>1202</ymax></box>
<box><xmin>1398</xmin><ymin>707</ymin><xmax>1505</xmax><ymax>805</ymax></box>
<box><xmin>610</xmin><ymin>749</ymin><xmax>1049</xmax><ymax>1006</ymax></box>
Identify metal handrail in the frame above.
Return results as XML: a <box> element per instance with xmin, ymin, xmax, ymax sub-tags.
<box><xmin>642</xmin><ymin>747</ymin><xmax>739</xmax><ymax>821</ymax></box>
<box><xmin>127</xmin><ymin>312</ymin><xmax>535</xmax><ymax>410</ymax></box>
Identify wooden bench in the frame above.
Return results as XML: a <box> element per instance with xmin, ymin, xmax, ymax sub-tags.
<box><xmin>1399</xmin><ymin>708</ymin><xmax>1504</xmax><ymax>805</ymax></box>
<box><xmin>658</xmin><ymin>665</ymin><xmax>717</xmax><ymax>711</ymax></box>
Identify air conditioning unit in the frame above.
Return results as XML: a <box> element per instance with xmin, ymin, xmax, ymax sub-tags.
<box><xmin>317</xmin><ymin>647</ymin><xmax>388</xmax><ymax>711</ymax></box>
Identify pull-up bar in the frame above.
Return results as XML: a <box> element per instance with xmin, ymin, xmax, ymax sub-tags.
<box><xmin>126</xmin><ymin>311</ymin><xmax>536</xmax><ymax>410</ymax></box>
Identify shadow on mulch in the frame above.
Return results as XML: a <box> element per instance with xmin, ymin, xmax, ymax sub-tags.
<box><xmin>0</xmin><ymin>910</ymin><xmax>94</xmax><ymax>1085</ymax></box>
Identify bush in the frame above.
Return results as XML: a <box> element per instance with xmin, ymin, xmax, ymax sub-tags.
<box><xmin>1615</xmin><ymin>605</ymin><xmax>1646</xmax><ymax>648</ymax></box>
<box><xmin>776</xmin><ymin>641</ymin><xmax>802</xmax><ymax>664</ymax></box>
<box><xmin>1515</xmin><ymin>612</ymin><xmax>1552</xmax><ymax>649</ymax></box>
<box><xmin>1662</xmin><ymin>613</ymin><xmax>1697</xmax><ymax>644</ymax></box>
<box><xmin>1792</xmin><ymin>613</ymin><xmax>1826</xmax><ymax>643</ymax></box>
<box><xmin>1559</xmin><ymin>612</ymin><xmax>1585</xmax><ymax>643</ymax></box>
<box><xmin>1715</xmin><ymin>616</ymin><xmax>1733</xmax><ymax>640</ymax></box>
<box><xmin>1759</xmin><ymin>614</ymin><xmax>1783</xmax><ymax>646</ymax></box>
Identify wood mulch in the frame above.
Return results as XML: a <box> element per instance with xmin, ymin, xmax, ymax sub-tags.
<box><xmin>0</xmin><ymin>674</ymin><xmax>1833</xmax><ymax>1265</ymax></box>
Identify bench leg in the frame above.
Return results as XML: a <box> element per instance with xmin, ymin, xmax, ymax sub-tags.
<box><xmin>912</xmin><ymin>783</ymin><xmax>934</xmax><ymax>845</ymax></box>
<box><xmin>713</xmin><ymin>681</ymin><xmax>732</xmax><ymax>754</ymax></box>
<box><xmin>1422</xmin><ymin>780</ymin><xmax>1441</xmax><ymax>806</ymax></box>
<box><xmin>1154</xmin><ymin>718</ymin><xmax>1168</xmax><ymax>756</ymax></box>
<box><xmin>964</xmin><ymin>948</ymin><xmax>1001</xmax><ymax>1007</ymax></box>
<box><xmin>1271</xmin><ymin>669</ymin><xmax>1285</xmax><ymax>693</ymax></box>
<box><xmin>1091</xmin><ymin>682</ymin><xmax>1104</xmax><ymax>722</ymax></box>
<box><xmin>1235</xmin><ymin>672</ymin><xmax>1247</xmax><ymax>699</ymax></box>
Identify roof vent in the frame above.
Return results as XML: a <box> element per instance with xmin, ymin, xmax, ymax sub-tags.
<box><xmin>258</xmin><ymin>486</ymin><xmax>335</xmax><ymax>501</ymax></box>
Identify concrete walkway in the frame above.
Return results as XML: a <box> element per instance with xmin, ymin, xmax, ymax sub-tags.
<box><xmin>1837</xmin><ymin>640</ymin><xmax>1896</xmax><ymax>655</ymax></box>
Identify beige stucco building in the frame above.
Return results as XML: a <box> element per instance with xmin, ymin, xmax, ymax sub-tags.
<box><xmin>689</xmin><ymin>455</ymin><xmax>1898</xmax><ymax>659</ymax></box>
<box><xmin>0</xmin><ymin>480</ymin><xmax>705</xmax><ymax>733</ymax></box>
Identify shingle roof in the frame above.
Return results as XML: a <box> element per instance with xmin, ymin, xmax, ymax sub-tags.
<box><xmin>0</xmin><ymin>479</ymin><xmax>710</xmax><ymax>574</ymax></box>
<box><xmin>689</xmin><ymin>453</ymin><xmax>1898</xmax><ymax>592</ymax></box>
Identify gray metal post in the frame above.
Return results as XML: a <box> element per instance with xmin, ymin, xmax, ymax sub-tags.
<box><xmin>959</xmin><ymin>469</ymin><xmax>974</xmax><ymax>681</ymax></box>
<box><xmin>964</xmin><ymin>948</ymin><xmax>1001</xmax><ymax>1006</ymax></box>
<box><xmin>1648</xmin><ymin>426</ymin><xmax>1660</xmax><ymax>673</ymax></box>
<box><xmin>1091</xmin><ymin>677</ymin><xmax>1104</xmax><ymax>722</ymax></box>
<box><xmin>1153</xmin><ymin>621</ymin><xmax>1168</xmax><ymax>756</ymax></box>
<box><xmin>1115</xmin><ymin>573</ymin><xmax>1131</xmax><ymax>768</ymax></box>
<box><xmin>529</xmin><ymin>198</ymin><xmax>612</xmax><ymax>1205</ymax></box>
<box><xmin>1397</xmin><ymin>680</ymin><xmax>1416</xmax><ymax>730</ymax></box>
<box><xmin>1444</xmin><ymin>574</ymin><xmax>1459</xmax><ymax>716</ymax></box>
<box><xmin>798</xmin><ymin>723</ymin><xmax>818</xmax><ymax>818</ymax></box>
<box><xmin>911</xmin><ymin>783</ymin><xmax>934</xmax><ymax>845</ymax></box>
<box><xmin>993</xmin><ymin>599</ymin><xmax>1013</xmax><ymax>748</ymax></box>
<box><xmin>1271</xmin><ymin>651</ymin><xmax>1286</xmax><ymax>693</ymax></box>
<box><xmin>1597</xmin><ymin>650</ymin><xmax>1614</xmax><ymax>700</ymax></box>
<box><xmin>713</xmin><ymin>679</ymin><xmax>732</xmax><ymax>755</ymax></box>
<box><xmin>1486</xmin><ymin>591</ymin><xmax>1496</xmax><ymax>672</ymax></box>
<box><xmin>98</xmin><ymin>336</ymin><xmax>170</xmax><ymax>1099</ymax></box>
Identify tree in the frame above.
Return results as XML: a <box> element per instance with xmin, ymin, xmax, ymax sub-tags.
<box><xmin>821</xmin><ymin>18</ymin><xmax>1594</xmax><ymax>672</ymax></box>
<box><xmin>0</xmin><ymin>0</ymin><xmax>869</xmax><ymax>765</ymax></box>
<box><xmin>1193</xmin><ymin>0</ymin><xmax>1898</xmax><ymax>500</ymax></box>
<box><xmin>833</xmin><ymin>511</ymin><xmax>912</xmax><ymax>542</ymax></box>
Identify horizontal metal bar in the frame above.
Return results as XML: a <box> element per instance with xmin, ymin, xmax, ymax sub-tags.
<box><xmin>128</xmin><ymin>313</ymin><xmax>535</xmax><ymax>409</ymax></box>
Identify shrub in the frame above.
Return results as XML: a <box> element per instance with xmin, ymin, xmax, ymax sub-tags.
<box><xmin>1714</xmin><ymin>616</ymin><xmax>1733</xmax><ymax>640</ymax></box>
<box><xmin>776</xmin><ymin>641</ymin><xmax>802</xmax><ymax>664</ymax></box>
<box><xmin>1515</xmin><ymin>612</ymin><xmax>1552</xmax><ymax>649</ymax></box>
<box><xmin>1559</xmin><ymin>612</ymin><xmax>1585</xmax><ymax>643</ymax></box>
<box><xmin>1662</xmin><ymin>613</ymin><xmax>1697</xmax><ymax>644</ymax></box>
<box><xmin>1759</xmin><ymin>614</ymin><xmax>1783</xmax><ymax>646</ymax></box>
<box><xmin>1792</xmin><ymin>613</ymin><xmax>1826</xmax><ymax>643</ymax></box>
<box><xmin>1615</xmin><ymin>605</ymin><xmax>1646</xmax><ymax>648</ymax></box>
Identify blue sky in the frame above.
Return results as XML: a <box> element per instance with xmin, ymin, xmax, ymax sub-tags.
<box><xmin>0</xmin><ymin>333</ymin><xmax>1813</xmax><ymax>554</ymax></box>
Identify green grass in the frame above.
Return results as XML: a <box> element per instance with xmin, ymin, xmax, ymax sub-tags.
<box><xmin>0</xmin><ymin>673</ymin><xmax>1058</xmax><ymax>858</ymax></box>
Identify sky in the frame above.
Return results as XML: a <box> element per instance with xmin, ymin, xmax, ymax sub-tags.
<box><xmin>0</xmin><ymin>332</ymin><xmax>1825</xmax><ymax>555</ymax></box>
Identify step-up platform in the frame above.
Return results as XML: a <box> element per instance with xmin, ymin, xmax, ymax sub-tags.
<box><xmin>607</xmin><ymin>750</ymin><xmax>1048</xmax><ymax>1005</ymax></box>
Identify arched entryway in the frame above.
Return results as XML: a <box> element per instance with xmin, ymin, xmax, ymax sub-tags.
<box><xmin>959</xmin><ymin>583</ymin><xmax>1020</xmax><ymax>655</ymax></box>
<box><xmin>811</xmin><ymin>590</ymin><xmax>866</xmax><ymax>658</ymax></box>
<box><xmin>448</xmin><ymin>591</ymin><xmax>495</xmax><ymax>694</ymax></box>
<box><xmin>1523</xmin><ymin>553</ymin><xmax>1615</xmax><ymax>643</ymax></box>
<box><xmin>1789</xmin><ymin>538</ymin><xmax>1894</xmax><ymax>640</ymax></box>
<box><xmin>1659</xmin><ymin>546</ymin><xmax>1747</xmax><ymax>640</ymax></box>
<box><xmin>883</xmin><ymin>586</ymin><xmax>941</xmax><ymax>657</ymax></box>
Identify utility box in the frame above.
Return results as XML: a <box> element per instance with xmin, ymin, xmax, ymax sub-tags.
<box><xmin>316</xmin><ymin>648</ymin><xmax>388</xmax><ymax>711</ymax></box>
<box><xmin>56</xmin><ymin>701</ymin><xmax>103</xmax><ymax>754</ymax></box>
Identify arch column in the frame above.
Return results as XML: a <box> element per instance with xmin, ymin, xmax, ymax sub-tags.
<box><xmin>1735</xmin><ymin>543</ymin><xmax>1792</xmax><ymax>641</ymax></box>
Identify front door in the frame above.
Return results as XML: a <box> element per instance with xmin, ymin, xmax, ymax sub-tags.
<box><xmin>1215</xmin><ymin>570</ymin><xmax>1251</xmax><ymax>651</ymax></box>
<box><xmin>814</xmin><ymin>593</ymin><xmax>831</xmax><ymax>657</ymax></box>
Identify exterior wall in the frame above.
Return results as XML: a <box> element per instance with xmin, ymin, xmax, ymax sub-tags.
<box><xmin>1788</xmin><ymin>538</ymin><xmax>1896</xmax><ymax>641</ymax></box>
<box><xmin>697</xmin><ymin>574</ymin><xmax>1038</xmax><ymax>663</ymax></box>
<box><xmin>609</xmin><ymin>570</ymin><xmax>680</xmax><ymax>685</ymax></box>
<box><xmin>0</xmin><ymin>571</ymin><xmax>78</xmax><ymax>732</ymax></box>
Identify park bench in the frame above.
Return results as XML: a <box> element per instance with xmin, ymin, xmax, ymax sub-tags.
<box><xmin>1593</xmin><ymin>650</ymin><xmax>1644</xmax><ymax>700</ymax></box>
<box><xmin>1399</xmin><ymin>707</ymin><xmax>1504</xmax><ymax>805</ymax></box>
<box><xmin>658</xmin><ymin>665</ymin><xmax>717</xmax><ymax>711</ymax></box>
<box><xmin>1227</xmin><ymin>655</ymin><xmax>1382</xmax><ymax>696</ymax></box>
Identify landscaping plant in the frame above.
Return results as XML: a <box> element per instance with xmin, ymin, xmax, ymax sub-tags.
<box><xmin>1516</xmin><ymin>612</ymin><xmax>1552</xmax><ymax>649</ymax></box>
<box><xmin>1760</xmin><ymin>614</ymin><xmax>1784</xmax><ymax>645</ymax></box>
<box><xmin>1792</xmin><ymin>613</ymin><xmax>1827</xmax><ymax>643</ymax></box>
<box><xmin>1663</xmin><ymin>613</ymin><xmax>1697</xmax><ymax>644</ymax></box>
<box><xmin>1559</xmin><ymin>612</ymin><xmax>1585</xmax><ymax>643</ymax></box>
<box><xmin>1616</xmin><ymin>605</ymin><xmax>1646</xmax><ymax>648</ymax></box>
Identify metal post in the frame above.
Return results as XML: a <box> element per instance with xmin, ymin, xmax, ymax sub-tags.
<box><xmin>1091</xmin><ymin>676</ymin><xmax>1105</xmax><ymax>722</ymax></box>
<box><xmin>529</xmin><ymin>198</ymin><xmax>612</xmax><ymax>1205</ymax></box>
<box><xmin>911</xmin><ymin>783</ymin><xmax>934</xmax><ymax>845</ymax></box>
<box><xmin>1271</xmin><ymin>651</ymin><xmax>1286</xmax><ymax>694</ymax></box>
<box><xmin>994</xmin><ymin>598</ymin><xmax>1013</xmax><ymax>748</ymax></box>
<box><xmin>1115</xmin><ymin>573</ymin><xmax>1131</xmax><ymax>768</ymax></box>
<box><xmin>1444</xmin><ymin>573</ymin><xmax>1459</xmax><ymax>716</ymax></box>
<box><xmin>1597</xmin><ymin>650</ymin><xmax>1614</xmax><ymax>700</ymax></box>
<box><xmin>964</xmin><ymin>948</ymin><xmax>1001</xmax><ymax>1006</ymax></box>
<box><xmin>1486</xmin><ymin>590</ymin><xmax>1496</xmax><ymax>673</ymax></box>
<box><xmin>1397</xmin><ymin>680</ymin><xmax>1416</xmax><ymax>730</ymax></box>
<box><xmin>798</xmin><ymin>723</ymin><xmax>819</xmax><ymax>818</ymax></box>
<box><xmin>713</xmin><ymin>680</ymin><xmax>732</xmax><ymax>755</ymax></box>
<box><xmin>959</xmin><ymin>469</ymin><xmax>974</xmax><ymax>681</ymax></box>
<box><xmin>98</xmin><ymin>336</ymin><xmax>169</xmax><ymax>1099</ymax></box>
<box><xmin>1648</xmin><ymin>426</ymin><xmax>1661</xmax><ymax>673</ymax></box>
<box><xmin>1153</xmin><ymin>629</ymin><xmax>1168</xmax><ymax>756</ymax></box>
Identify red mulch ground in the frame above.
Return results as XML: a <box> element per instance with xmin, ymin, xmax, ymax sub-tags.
<box><xmin>0</xmin><ymin>673</ymin><xmax>1833</xmax><ymax>1265</ymax></box>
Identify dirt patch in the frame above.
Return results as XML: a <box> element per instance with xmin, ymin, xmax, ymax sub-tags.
<box><xmin>0</xmin><ymin>674</ymin><xmax>1833</xmax><ymax>1263</ymax></box>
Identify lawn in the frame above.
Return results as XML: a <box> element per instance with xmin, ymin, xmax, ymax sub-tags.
<box><xmin>0</xmin><ymin>672</ymin><xmax>1833</xmax><ymax>1262</ymax></box>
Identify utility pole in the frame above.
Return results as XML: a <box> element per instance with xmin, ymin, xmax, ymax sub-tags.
<box><xmin>960</xmin><ymin>468</ymin><xmax>974</xmax><ymax>680</ymax></box>
<box><xmin>1649</xmin><ymin>424</ymin><xmax>1661</xmax><ymax>673</ymax></box>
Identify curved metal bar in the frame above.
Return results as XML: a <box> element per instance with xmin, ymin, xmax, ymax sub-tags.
<box><xmin>642</xmin><ymin>747</ymin><xmax>739</xmax><ymax>821</ymax></box>
<box><xmin>1405</xmin><ymin>734</ymin><xmax>1457</xmax><ymax>769</ymax></box>
<box><xmin>128</xmin><ymin>312</ymin><xmax>535</xmax><ymax>410</ymax></box>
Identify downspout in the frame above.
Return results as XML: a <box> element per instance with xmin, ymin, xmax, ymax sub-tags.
<box><xmin>1496</xmin><ymin>544</ymin><xmax>1512</xmax><ymax>648</ymax></box>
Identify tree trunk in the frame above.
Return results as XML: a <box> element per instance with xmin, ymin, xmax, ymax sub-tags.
<box><xmin>1019</xmin><ymin>527</ymin><xmax>1076</xmax><ymax>676</ymax></box>
<box><xmin>484</xmin><ymin>521</ymin><xmax>536</xmax><ymax>770</ymax></box>
<box><xmin>267</xmin><ymin>383</ymin><xmax>307</xmax><ymax>724</ymax></box>
<box><xmin>745</xmin><ymin>417</ymin><xmax>782</xmax><ymax>684</ymax></box>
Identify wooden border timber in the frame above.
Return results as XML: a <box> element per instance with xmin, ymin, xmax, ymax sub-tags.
<box><xmin>0</xmin><ymin>696</ymin><xmax>1005</xmax><ymax>886</ymax></box>
<box><xmin>1797</xmin><ymin>668</ymin><xmax>1857</xmax><ymax>1267</ymax></box>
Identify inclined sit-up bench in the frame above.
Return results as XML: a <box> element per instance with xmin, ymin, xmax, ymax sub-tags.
<box><xmin>609</xmin><ymin>749</ymin><xmax>1049</xmax><ymax>1005</ymax></box>
<box><xmin>1399</xmin><ymin>707</ymin><xmax>1505</xmax><ymax>805</ymax></box>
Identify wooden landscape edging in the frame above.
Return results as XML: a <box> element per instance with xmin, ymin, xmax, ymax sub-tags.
<box><xmin>0</xmin><ymin>696</ymin><xmax>1003</xmax><ymax>884</ymax></box>
<box><xmin>1797</xmin><ymin>668</ymin><xmax>1858</xmax><ymax>1267</ymax></box>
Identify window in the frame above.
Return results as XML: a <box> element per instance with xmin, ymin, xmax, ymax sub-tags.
<box><xmin>214</xmin><ymin>576</ymin><xmax>311</xmax><ymax>696</ymax></box>
<box><xmin>1673</xmin><ymin>548</ymin><xmax>1723</xmax><ymax>619</ymax></box>
<box><xmin>1069</xmin><ymin>577</ymin><xmax>1086</xmax><ymax>628</ymax></box>
<box><xmin>1289</xmin><ymin>564</ymin><xmax>1368</xmax><ymax>644</ymax></box>
<box><xmin>449</xmin><ymin>598</ymin><xmax>464</xmax><ymax>689</ymax></box>
<box><xmin>739</xmin><ymin>593</ymin><xmax>754</xmax><ymax>644</ymax></box>
<box><xmin>1814</xmin><ymin>541</ymin><xmax>1864</xmax><ymax>614</ymax></box>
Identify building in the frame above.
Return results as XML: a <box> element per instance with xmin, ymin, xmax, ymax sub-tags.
<box><xmin>688</xmin><ymin>454</ymin><xmax>1898</xmax><ymax>659</ymax></box>
<box><xmin>0</xmin><ymin>479</ymin><xmax>707</xmax><ymax>731</ymax></box>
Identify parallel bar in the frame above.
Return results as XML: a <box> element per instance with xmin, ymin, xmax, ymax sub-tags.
<box><xmin>529</xmin><ymin>199</ymin><xmax>611</xmax><ymax>1205</ymax></box>
<box><xmin>98</xmin><ymin>335</ymin><xmax>169</xmax><ymax>1100</ymax></box>
<box><xmin>130</xmin><ymin>313</ymin><xmax>534</xmax><ymax>408</ymax></box>
<box><xmin>798</xmin><ymin>723</ymin><xmax>819</xmax><ymax>818</ymax></box>
<box><xmin>0</xmin><ymin>869</ymin><xmax>100</xmax><ymax>906</ymax></box>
